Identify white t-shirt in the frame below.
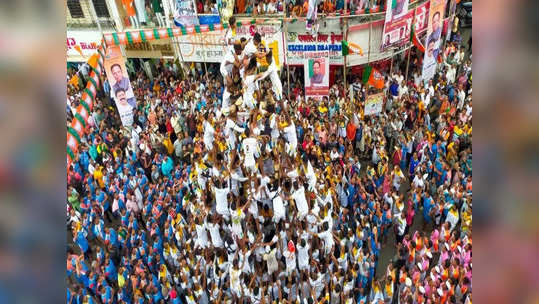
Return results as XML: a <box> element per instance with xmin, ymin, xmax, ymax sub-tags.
<box><xmin>291</xmin><ymin>186</ymin><xmax>309</xmax><ymax>218</ymax></box>
<box><xmin>207</xmin><ymin>222</ymin><xmax>224</xmax><ymax>248</ymax></box>
<box><xmin>284</xmin><ymin>249</ymin><xmax>296</xmax><ymax>271</ymax></box>
<box><xmin>220</xmin><ymin>50</ymin><xmax>236</xmax><ymax>77</ymax></box>
<box><xmin>242</xmin><ymin>137</ymin><xmax>259</xmax><ymax>167</ymax></box>
<box><xmin>283</xmin><ymin>122</ymin><xmax>298</xmax><ymax>146</ymax></box>
<box><xmin>195</xmin><ymin>223</ymin><xmax>209</xmax><ymax>247</ymax></box>
<box><xmin>215</xmin><ymin>186</ymin><xmax>230</xmax><ymax>216</ymax></box>
<box><xmin>272</xmin><ymin>191</ymin><xmax>285</xmax><ymax>220</ymax></box>
<box><xmin>317</xmin><ymin>230</ymin><xmax>334</xmax><ymax>252</ymax></box>
<box><xmin>263</xmin><ymin>249</ymin><xmax>278</xmax><ymax>272</ymax></box>
<box><xmin>297</xmin><ymin>243</ymin><xmax>310</xmax><ymax>270</ymax></box>
<box><xmin>243</xmin><ymin>41</ymin><xmax>258</xmax><ymax>58</ymax></box>
<box><xmin>243</xmin><ymin>75</ymin><xmax>257</xmax><ymax>108</ymax></box>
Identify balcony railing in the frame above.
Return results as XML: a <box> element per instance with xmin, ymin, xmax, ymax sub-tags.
<box><xmin>67</xmin><ymin>17</ymin><xmax>117</xmax><ymax>30</ymax></box>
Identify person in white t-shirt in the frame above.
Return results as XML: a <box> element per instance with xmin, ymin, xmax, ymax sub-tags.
<box><xmin>296</xmin><ymin>238</ymin><xmax>310</xmax><ymax>271</ymax></box>
<box><xmin>194</xmin><ymin>216</ymin><xmax>210</xmax><ymax>249</ymax></box>
<box><xmin>207</xmin><ymin>218</ymin><xmax>224</xmax><ymax>248</ymax></box>
<box><xmin>291</xmin><ymin>182</ymin><xmax>308</xmax><ymax>219</ymax></box>
<box><xmin>242</xmin><ymin>132</ymin><xmax>260</xmax><ymax>174</ymax></box>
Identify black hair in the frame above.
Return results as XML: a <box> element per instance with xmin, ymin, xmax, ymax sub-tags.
<box><xmin>110</xmin><ymin>63</ymin><xmax>122</xmax><ymax>72</ymax></box>
<box><xmin>253</xmin><ymin>33</ymin><xmax>262</xmax><ymax>44</ymax></box>
<box><xmin>115</xmin><ymin>88</ymin><xmax>126</xmax><ymax>97</ymax></box>
<box><xmin>247</xmin><ymin>57</ymin><xmax>258</xmax><ymax>71</ymax></box>
<box><xmin>229</xmin><ymin>16</ymin><xmax>236</xmax><ymax>26</ymax></box>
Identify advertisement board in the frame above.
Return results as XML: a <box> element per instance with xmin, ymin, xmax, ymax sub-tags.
<box><xmin>176</xmin><ymin>22</ymin><xmax>283</xmax><ymax>64</ymax></box>
<box><xmin>67</xmin><ymin>31</ymin><xmax>102</xmax><ymax>62</ymax></box>
<box><xmin>286</xmin><ymin>32</ymin><xmax>344</xmax><ymax>65</ymax></box>
<box><xmin>125</xmin><ymin>40</ymin><xmax>175</xmax><ymax>58</ymax></box>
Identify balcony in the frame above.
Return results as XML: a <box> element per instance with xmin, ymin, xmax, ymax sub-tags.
<box><xmin>67</xmin><ymin>17</ymin><xmax>117</xmax><ymax>31</ymax></box>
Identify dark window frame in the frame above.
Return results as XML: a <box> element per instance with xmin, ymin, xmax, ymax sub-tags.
<box><xmin>67</xmin><ymin>0</ymin><xmax>85</xmax><ymax>18</ymax></box>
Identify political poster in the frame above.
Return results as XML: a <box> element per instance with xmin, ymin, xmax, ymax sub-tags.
<box><xmin>413</xmin><ymin>1</ymin><xmax>430</xmax><ymax>34</ymax></box>
<box><xmin>174</xmin><ymin>0</ymin><xmax>199</xmax><ymax>27</ymax></box>
<box><xmin>384</xmin><ymin>0</ymin><xmax>410</xmax><ymax>23</ymax></box>
<box><xmin>421</xmin><ymin>0</ymin><xmax>446</xmax><ymax>81</ymax></box>
<box><xmin>381</xmin><ymin>9</ymin><xmax>414</xmax><ymax>52</ymax></box>
<box><xmin>104</xmin><ymin>45</ymin><xmax>134</xmax><ymax>126</ymax></box>
<box><xmin>364</xmin><ymin>93</ymin><xmax>384</xmax><ymax>115</ymax></box>
<box><xmin>304</xmin><ymin>57</ymin><xmax>329</xmax><ymax>101</ymax></box>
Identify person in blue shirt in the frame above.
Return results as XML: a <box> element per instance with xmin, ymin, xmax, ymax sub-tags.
<box><xmin>161</xmin><ymin>155</ymin><xmax>174</xmax><ymax>177</ymax></box>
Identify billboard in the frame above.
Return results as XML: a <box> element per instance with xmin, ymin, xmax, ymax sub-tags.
<box><xmin>176</xmin><ymin>22</ymin><xmax>284</xmax><ymax>64</ymax></box>
<box><xmin>104</xmin><ymin>45</ymin><xmax>135</xmax><ymax>126</ymax></box>
<box><xmin>67</xmin><ymin>31</ymin><xmax>102</xmax><ymax>62</ymax></box>
<box><xmin>421</xmin><ymin>0</ymin><xmax>446</xmax><ymax>81</ymax></box>
<box><xmin>286</xmin><ymin>32</ymin><xmax>344</xmax><ymax>65</ymax></box>
<box><xmin>304</xmin><ymin>57</ymin><xmax>329</xmax><ymax>100</ymax></box>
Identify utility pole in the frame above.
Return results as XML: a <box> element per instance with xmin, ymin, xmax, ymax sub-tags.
<box><xmin>343</xmin><ymin>0</ymin><xmax>349</xmax><ymax>97</ymax></box>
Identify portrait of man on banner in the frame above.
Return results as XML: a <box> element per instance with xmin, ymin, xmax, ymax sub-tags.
<box><xmin>310</xmin><ymin>59</ymin><xmax>325</xmax><ymax>84</ymax></box>
<box><xmin>110</xmin><ymin>63</ymin><xmax>136</xmax><ymax>108</ymax></box>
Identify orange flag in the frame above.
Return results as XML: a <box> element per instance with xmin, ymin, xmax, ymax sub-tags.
<box><xmin>73</xmin><ymin>45</ymin><xmax>84</xmax><ymax>58</ymax></box>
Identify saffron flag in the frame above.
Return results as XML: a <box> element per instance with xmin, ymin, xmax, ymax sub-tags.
<box><xmin>68</xmin><ymin>74</ymin><xmax>80</xmax><ymax>88</ymax></box>
<box><xmin>362</xmin><ymin>66</ymin><xmax>385</xmax><ymax>89</ymax></box>
<box><xmin>410</xmin><ymin>25</ymin><xmax>425</xmax><ymax>53</ymax></box>
<box><xmin>341</xmin><ymin>40</ymin><xmax>364</xmax><ymax>56</ymax></box>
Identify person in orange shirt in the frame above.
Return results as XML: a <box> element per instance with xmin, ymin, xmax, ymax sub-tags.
<box><xmin>122</xmin><ymin>0</ymin><xmax>139</xmax><ymax>28</ymax></box>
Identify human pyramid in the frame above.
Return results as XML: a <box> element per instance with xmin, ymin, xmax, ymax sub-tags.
<box><xmin>67</xmin><ymin>21</ymin><xmax>472</xmax><ymax>303</ymax></box>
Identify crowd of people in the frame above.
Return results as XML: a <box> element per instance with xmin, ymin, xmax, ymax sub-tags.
<box><xmin>67</xmin><ymin>25</ymin><xmax>472</xmax><ymax>303</ymax></box>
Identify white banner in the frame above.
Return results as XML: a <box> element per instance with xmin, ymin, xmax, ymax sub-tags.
<box><xmin>346</xmin><ymin>21</ymin><xmax>394</xmax><ymax>66</ymax></box>
<box><xmin>364</xmin><ymin>93</ymin><xmax>384</xmax><ymax>115</ymax></box>
<box><xmin>176</xmin><ymin>22</ymin><xmax>284</xmax><ymax>64</ymax></box>
<box><xmin>286</xmin><ymin>32</ymin><xmax>344</xmax><ymax>65</ymax></box>
<box><xmin>67</xmin><ymin>31</ymin><xmax>102</xmax><ymax>62</ymax></box>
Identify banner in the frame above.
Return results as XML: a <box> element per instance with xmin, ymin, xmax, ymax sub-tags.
<box><xmin>198</xmin><ymin>14</ymin><xmax>221</xmax><ymax>25</ymax></box>
<box><xmin>381</xmin><ymin>9</ymin><xmax>414</xmax><ymax>51</ymax></box>
<box><xmin>235</xmin><ymin>22</ymin><xmax>284</xmax><ymax>67</ymax></box>
<box><xmin>413</xmin><ymin>1</ymin><xmax>430</xmax><ymax>33</ymax></box>
<box><xmin>219</xmin><ymin>0</ymin><xmax>235</xmax><ymax>23</ymax></box>
<box><xmin>286</xmin><ymin>32</ymin><xmax>344</xmax><ymax>65</ymax></box>
<box><xmin>421</xmin><ymin>0</ymin><xmax>446</xmax><ymax>81</ymax></box>
<box><xmin>304</xmin><ymin>57</ymin><xmax>329</xmax><ymax>100</ymax></box>
<box><xmin>104</xmin><ymin>45</ymin><xmax>134</xmax><ymax>126</ymax></box>
<box><xmin>174</xmin><ymin>0</ymin><xmax>199</xmax><ymax>27</ymax></box>
<box><xmin>67</xmin><ymin>31</ymin><xmax>103</xmax><ymax>62</ymax></box>
<box><xmin>125</xmin><ymin>40</ymin><xmax>175</xmax><ymax>58</ymax></box>
<box><xmin>364</xmin><ymin>93</ymin><xmax>384</xmax><ymax>115</ymax></box>
<box><xmin>176</xmin><ymin>22</ymin><xmax>284</xmax><ymax>63</ymax></box>
<box><xmin>176</xmin><ymin>29</ymin><xmax>227</xmax><ymax>62</ymax></box>
<box><xmin>384</xmin><ymin>0</ymin><xmax>410</xmax><ymax>23</ymax></box>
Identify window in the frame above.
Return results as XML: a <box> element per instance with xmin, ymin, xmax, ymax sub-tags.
<box><xmin>67</xmin><ymin>0</ymin><xmax>85</xmax><ymax>18</ymax></box>
<box><xmin>92</xmin><ymin>0</ymin><xmax>110</xmax><ymax>18</ymax></box>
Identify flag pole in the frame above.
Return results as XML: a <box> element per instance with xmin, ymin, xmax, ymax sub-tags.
<box><xmin>367</xmin><ymin>17</ymin><xmax>372</xmax><ymax>64</ymax></box>
<box><xmin>343</xmin><ymin>0</ymin><xmax>349</xmax><ymax>96</ymax></box>
<box><xmin>283</xmin><ymin>8</ymin><xmax>291</xmax><ymax>98</ymax></box>
<box><xmin>405</xmin><ymin>6</ymin><xmax>417</xmax><ymax>84</ymax></box>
